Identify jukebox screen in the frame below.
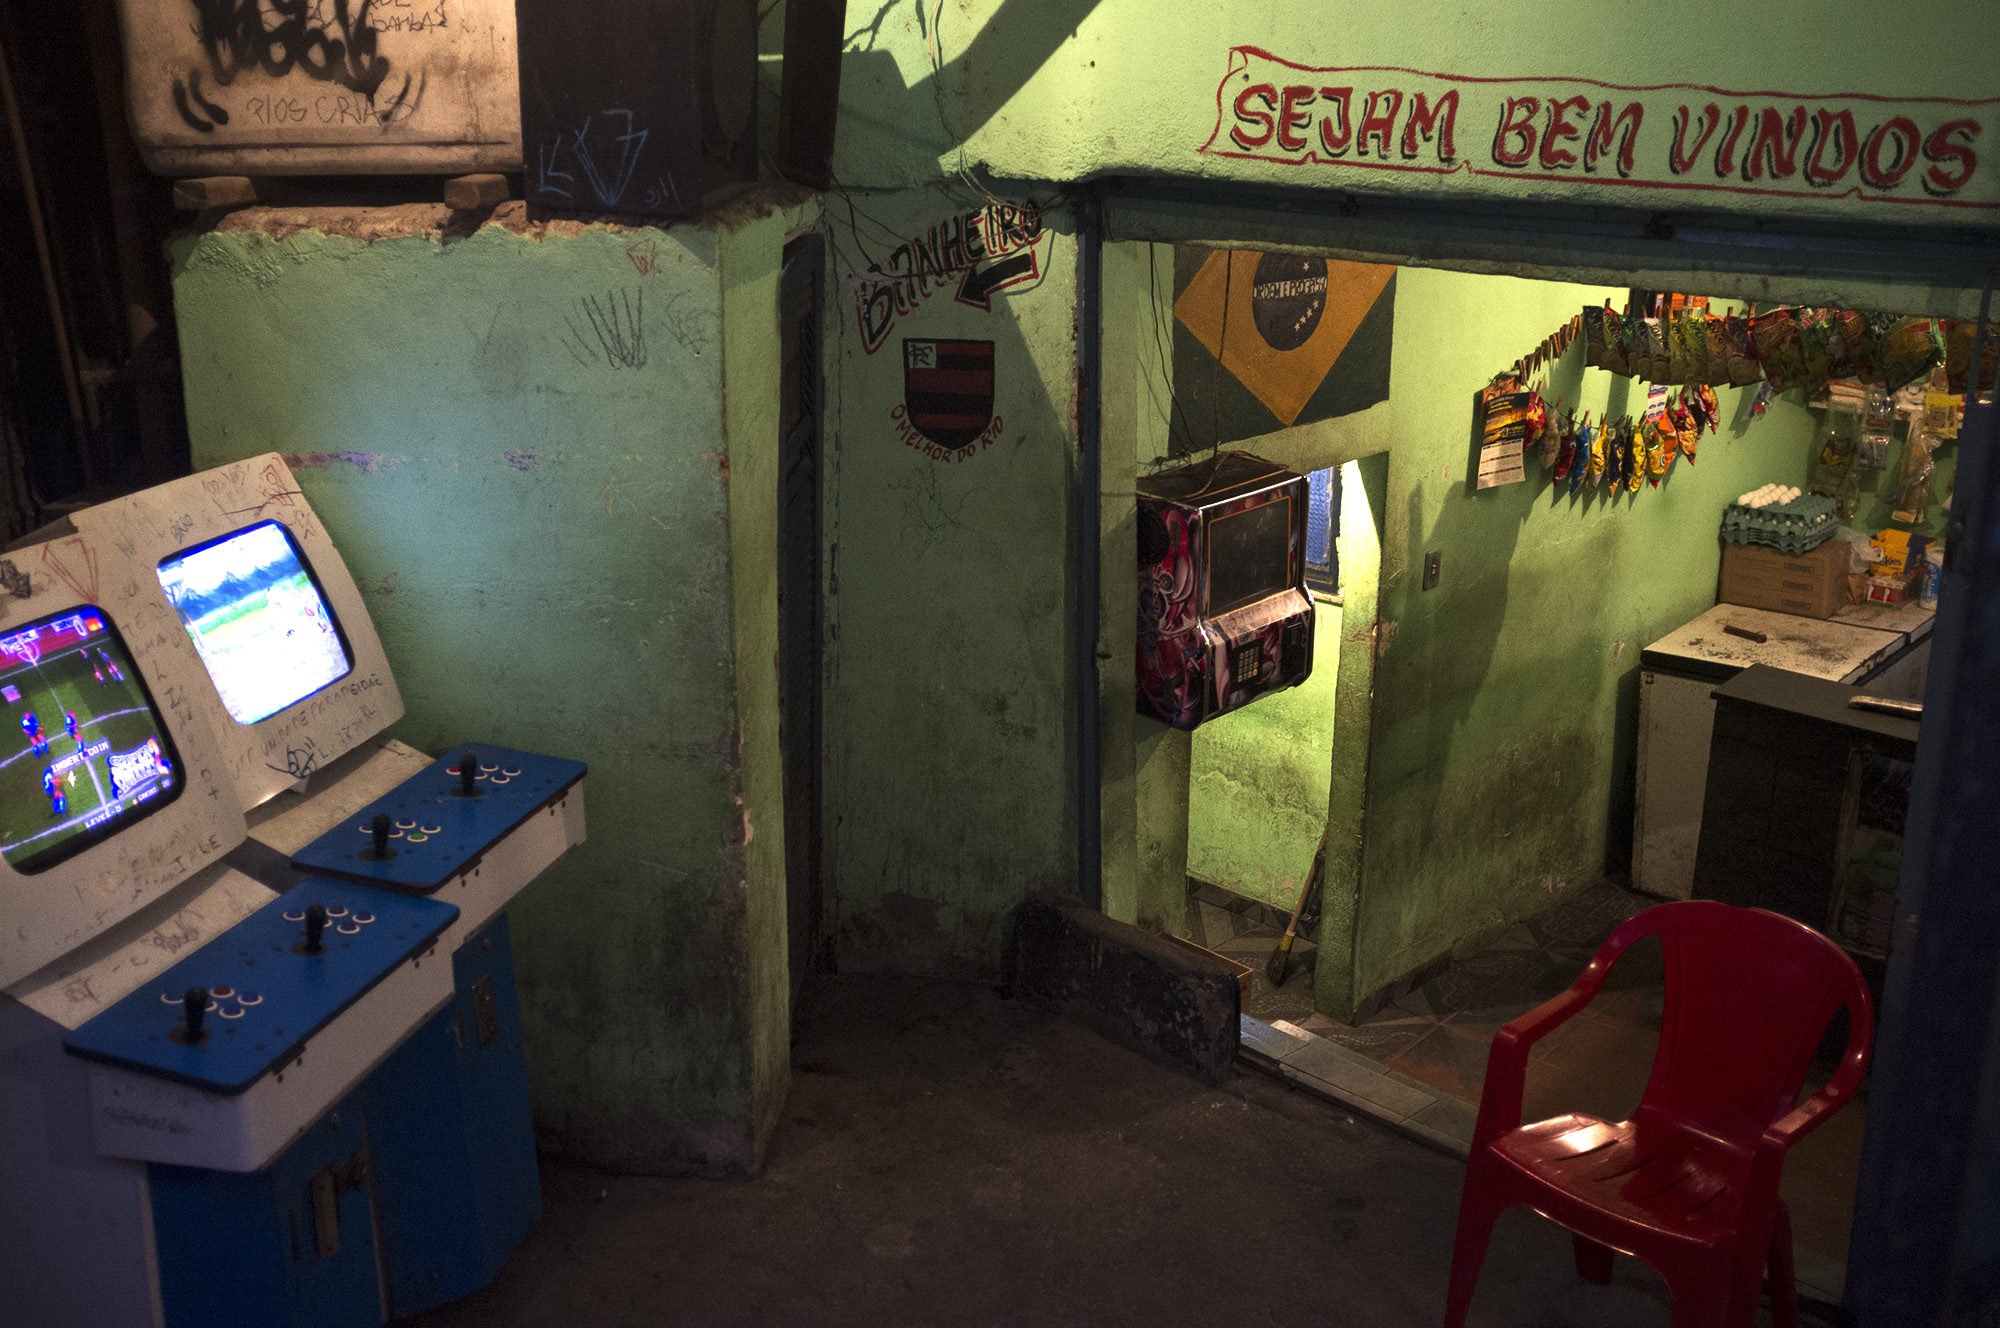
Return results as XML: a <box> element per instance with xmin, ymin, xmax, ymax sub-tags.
<box><xmin>1206</xmin><ymin>496</ymin><xmax>1294</xmax><ymax>615</ymax></box>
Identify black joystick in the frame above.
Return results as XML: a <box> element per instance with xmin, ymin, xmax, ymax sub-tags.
<box><xmin>371</xmin><ymin>812</ymin><xmax>391</xmax><ymax>860</ymax></box>
<box><xmin>302</xmin><ymin>903</ymin><xmax>328</xmax><ymax>955</ymax></box>
<box><xmin>456</xmin><ymin>751</ymin><xmax>479</xmax><ymax>798</ymax></box>
<box><xmin>180</xmin><ymin>986</ymin><xmax>208</xmax><ymax>1043</ymax></box>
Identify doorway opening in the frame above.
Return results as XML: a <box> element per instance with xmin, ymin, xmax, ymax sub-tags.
<box><xmin>1113</xmin><ymin>238</ymin><xmax>1969</xmax><ymax>1285</ymax></box>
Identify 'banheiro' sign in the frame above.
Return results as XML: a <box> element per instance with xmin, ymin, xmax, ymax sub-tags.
<box><xmin>1202</xmin><ymin>49</ymin><xmax>1999</xmax><ymax>212</ymax></box>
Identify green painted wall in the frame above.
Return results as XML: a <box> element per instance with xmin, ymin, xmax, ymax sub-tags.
<box><xmin>1187</xmin><ymin>607</ymin><xmax>1341</xmax><ymax>910</ymax></box>
<box><xmin>171</xmin><ymin>201</ymin><xmax>803</xmax><ymax>1174</ymax></box>
<box><xmin>1351</xmin><ymin>269</ymin><xmax>1819</xmax><ymax>1002</ymax></box>
<box><xmin>820</xmin><ymin>185</ymin><xmax>1080</xmax><ymax>974</ymax></box>
<box><xmin>833</xmin><ymin>0</ymin><xmax>2000</xmax><ymax>234</ymax></box>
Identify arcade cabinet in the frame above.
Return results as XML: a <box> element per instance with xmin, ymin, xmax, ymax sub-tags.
<box><xmin>1136</xmin><ymin>452</ymin><xmax>1315</xmax><ymax>730</ymax></box>
<box><xmin>0</xmin><ymin>455</ymin><xmax>585</xmax><ymax>1327</ymax></box>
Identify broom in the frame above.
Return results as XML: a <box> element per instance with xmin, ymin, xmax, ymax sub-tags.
<box><xmin>1265</xmin><ymin>823</ymin><xmax>1330</xmax><ymax>988</ymax></box>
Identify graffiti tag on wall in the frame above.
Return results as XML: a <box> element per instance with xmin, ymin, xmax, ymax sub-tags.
<box><xmin>852</xmin><ymin>202</ymin><xmax>1047</xmax><ymax>355</ymax></box>
<box><xmin>1203</xmin><ymin>49</ymin><xmax>2000</xmax><ymax>211</ymax></box>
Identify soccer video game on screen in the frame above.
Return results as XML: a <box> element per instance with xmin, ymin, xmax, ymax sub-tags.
<box><xmin>0</xmin><ymin>610</ymin><xmax>179</xmax><ymax>874</ymax></box>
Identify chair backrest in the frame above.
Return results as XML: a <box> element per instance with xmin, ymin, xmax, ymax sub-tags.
<box><xmin>1596</xmin><ymin>901</ymin><xmax>1873</xmax><ymax>1144</ymax></box>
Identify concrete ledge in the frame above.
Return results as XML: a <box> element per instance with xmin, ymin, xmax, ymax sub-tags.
<box><xmin>1008</xmin><ymin>896</ymin><xmax>1240</xmax><ymax>1085</ymax></box>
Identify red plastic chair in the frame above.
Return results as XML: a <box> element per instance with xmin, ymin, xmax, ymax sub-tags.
<box><xmin>1442</xmin><ymin>901</ymin><xmax>1873</xmax><ymax>1328</ymax></box>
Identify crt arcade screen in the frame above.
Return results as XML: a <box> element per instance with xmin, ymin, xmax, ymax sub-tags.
<box><xmin>0</xmin><ymin>609</ymin><xmax>181</xmax><ymax>874</ymax></box>
<box><xmin>155</xmin><ymin>520</ymin><xmax>354</xmax><ymax>726</ymax></box>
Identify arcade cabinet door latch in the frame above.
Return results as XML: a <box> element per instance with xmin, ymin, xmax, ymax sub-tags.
<box><xmin>309</xmin><ymin>1150</ymin><xmax>371</xmax><ymax>1258</ymax></box>
<box><xmin>472</xmin><ymin>974</ymin><xmax>501</xmax><ymax>1047</ymax></box>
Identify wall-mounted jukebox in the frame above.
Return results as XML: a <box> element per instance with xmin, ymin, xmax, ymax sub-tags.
<box><xmin>1136</xmin><ymin>452</ymin><xmax>1314</xmax><ymax>731</ymax></box>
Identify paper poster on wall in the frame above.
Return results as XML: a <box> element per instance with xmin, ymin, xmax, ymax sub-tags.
<box><xmin>1169</xmin><ymin>247</ymin><xmax>1395</xmax><ymax>455</ymax></box>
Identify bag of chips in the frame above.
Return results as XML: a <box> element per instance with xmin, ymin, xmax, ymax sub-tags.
<box><xmin>1581</xmin><ymin>306</ymin><xmax>1606</xmax><ymax>369</ymax></box>
<box><xmin>1799</xmin><ymin>308</ymin><xmax>1834</xmax><ymax>394</ymax></box>
<box><xmin>1825</xmin><ymin>309</ymin><xmax>1869</xmax><ymax>381</ymax></box>
<box><xmin>1673</xmin><ymin>401</ymin><xmax>1699</xmax><ymax>464</ymax></box>
<box><xmin>1569</xmin><ymin>418</ymin><xmax>1592</xmax><ymax>494</ymax></box>
<box><xmin>1593</xmin><ymin>306</ymin><xmax>1632</xmax><ymax>377</ymax></box>
<box><xmin>1942</xmin><ymin>319</ymin><xmax>2000</xmax><ymax>393</ymax></box>
<box><xmin>1880</xmin><ymin>316</ymin><xmax>1944</xmax><ymax>393</ymax></box>
<box><xmin>1723</xmin><ymin>314</ymin><xmax>1763</xmax><ymax>386</ymax></box>
<box><xmin>1626</xmin><ymin>421</ymin><xmax>1644</xmax><ymax>492</ymax></box>
<box><xmin>1587</xmin><ymin>416</ymin><xmax>1608</xmax><ymax>483</ymax></box>
<box><xmin>1751</xmin><ymin>308</ymin><xmax>1806</xmax><ymax>392</ymax></box>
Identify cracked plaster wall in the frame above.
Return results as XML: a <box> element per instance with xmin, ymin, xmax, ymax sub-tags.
<box><xmin>171</xmin><ymin>200</ymin><xmax>804</xmax><ymax>1173</ymax></box>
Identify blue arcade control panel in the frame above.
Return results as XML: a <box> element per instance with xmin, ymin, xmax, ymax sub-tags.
<box><xmin>65</xmin><ymin>882</ymin><xmax>456</xmax><ymax>1094</ymax></box>
<box><xmin>291</xmin><ymin>743</ymin><xmax>587</xmax><ymax>893</ymax></box>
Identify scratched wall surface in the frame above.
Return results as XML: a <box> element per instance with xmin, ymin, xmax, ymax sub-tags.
<box><xmin>831</xmin><ymin>0</ymin><xmax>2000</xmax><ymax>235</ymax></box>
<box><xmin>171</xmin><ymin>202</ymin><xmax>797</xmax><ymax>1173</ymax></box>
<box><xmin>822</xmin><ymin>184</ymin><xmax>1079</xmax><ymax>975</ymax></box>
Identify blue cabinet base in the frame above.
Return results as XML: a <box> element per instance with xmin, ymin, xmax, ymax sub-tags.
<box><xmin>366</xmin><ymin>910</ymin><xmax>542</xmax><ymax>1317</ymax></box>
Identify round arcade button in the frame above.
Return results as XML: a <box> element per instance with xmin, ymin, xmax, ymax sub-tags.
<box><xmin>216</xmin><ymin>1005</ymin><xmax>246</xmax><ymax>1020</ymax></box>
<box><xmin>282</xmin><ymin>910</ymin><xmax>305</xmax><ymax>922</ymax></box>
<box><xmin>354</xmin><ymin>913</ymin><xmax>376</xmax><ymax>925</ymax></box>
<box><xmin>336</xmin><ymin>922</ymin><xmax>361</xmax><ymax>936</ymax></box>
<box><xmin>324</xmin><ymin>906</ymin><xmax>349</xmax><ymax>918</ymax></box>
<box><xmin>237</xmin><ymin>993</ymin><xmax>263</xmax><ymax>1006</ymax></box>
<box><xmin>209</xmin><ymin>985</ymin><xmax>233</xmax><ymax>998</ymax></box>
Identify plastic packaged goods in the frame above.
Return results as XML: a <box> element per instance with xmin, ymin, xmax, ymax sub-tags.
<box><xmin>1826</xmin><ymin>310</ymin><xmax>1870</xmax><ymax>381</ymax></box>
<box><xmin>1888</xmin><ymin>424</ymin><xmax>1939</xmax><ymax>524</ymax></box>
<box><xmin>1752</xmin><ymin>309</ymin><xmax>1807</xmax><ymax>393</ymax></box>
<box><xmin>1703</xmin><ymin>316</ymin><xmax>1731</xmax><ymax>387</ymax></box>
<box><xmin>1880</xmin><ymin>317</ymin><xmax>1945</xmax><ymax>393</ymax></box>
<box><xmin>1723</xmin><ymin>314</ymin><xmax>1764</xmax><ymax>386</ymax></box>
<box><xmin>1800</xmin><ymin>308</ymin><xmax>1834</xmax><ymax>394</ymax></box>
<box><xmin>1922</xmin><ymin>549</ymin><xmax>1943</xmax><ymax>606</ymax></box>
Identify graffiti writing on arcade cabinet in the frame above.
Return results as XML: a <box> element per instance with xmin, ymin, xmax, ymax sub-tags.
<box><xmin>170</xmin><ymin>0</ymin><xmax>432</xmax><ymax>135</ymax></box>
<box><xmin>1203</xmin><ymin>49</ymin><xmax>2000</xmax><ymax>210</ymax></box>
<box><xmin>861</xmin><ymin>202</ymin><xmax>1045</xmax><ymax>464</ymax></box>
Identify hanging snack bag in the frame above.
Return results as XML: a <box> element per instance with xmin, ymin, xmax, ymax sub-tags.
<box><xmin>1855</xmin><ymin>312</ymin><xmax>1898</xmax><ymax>384</ymax></box>
<box><xmin>1723</xmin><ymin>313</ymin><xmax>1763</xmax><ymax>386</ymax></box>
<box><xmin>1685</xmin><ymin>387</ymin><xmax>1711</xmax><ymax>434</ymax></box>
<box><xmin>1581</xmin><ymin>306</ymin><xmax>1607</xmax><ymax>369</ymax></box>
<box><xmin>1587</xmin><ymin>415</ymin><xmax>1608</xmax><ymax>483</ymax></box>
<box><xmin>1537</xmin><ymin>404</ymin><xmax>1562</xmax><ymax>469</ymax></box>
<box><xmin>1701</xmin><ymin>315</ymin><xmax>1730</xmax><ymax>386</ymax></box>
<box><xmin>1751</xmin><ymin>308</ymin><xmax>1807</xmax><ymax>392</ymax></box>
<box><xmin>1598</xmin><ymin>307</ymin><xmax>1633</xmax><ymax>376</ymax></box>
<box><xmin>1554</xmin><ymin>411</ymin><xmax>1580</xmax><ymax>478</ymax></box>
<box><xmin>1696</xmin><ymin>384</ymin><xmax>1722</xmax><ymax>431</ymax></box>
<box><xmin>1664</xmin><ymin>312</ymin><xmax>1691</xmax><ymax>384</ymax></box>
<box><xmin>1678</xmin><ymin>312</ymin><xmax>1711</xmax><ymax>385</ymax></box>
<box><xmin>1673</xmin><ymin>401</ymin><xmax>1699</xmax><ymax>464</ymax></box>
<box><xmin>1646</xmin><ymin>317</ymin><xmax>1674</xmax><ymax>382</ymax></box>
<box><xmin>1626</xmin><ymin>421</ymin><xmax>1645</xmax><ymax>492</ymax></box>
<box><xmin>1880</xmin><ymin>316</ymin><xmax>1944</xmax><ymax>393</ymax></box>
<box><xmin>1799</xmin><ymin>308</ymin><xmax>1834</xmax><ymax>394</ymax></box>
<box><xmin>1943</xmin><ymin>319</ymin><xmax>2000</xmax><ymax>394</ymax></box>
<box><xmin>1826</xmin><ymin>309</ymin><xmax>1869</xmax><ymax>381</ymax></box>
<box><xmin>1569</xmin><ymin>418</ymin><xmax>1592</xmax><ymax>495</ymax></box>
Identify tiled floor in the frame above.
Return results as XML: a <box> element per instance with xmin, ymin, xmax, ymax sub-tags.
<box><xmin>1194</xmin><ymin>877</ymin><xmax>1867</xmax><ymax>1264</ymax></box>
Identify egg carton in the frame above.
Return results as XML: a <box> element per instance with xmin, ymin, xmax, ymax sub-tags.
<box><xmin>1720</xmin><ymin>493</ymin><xmax>1838</xmax><ymax>555</ymax></box>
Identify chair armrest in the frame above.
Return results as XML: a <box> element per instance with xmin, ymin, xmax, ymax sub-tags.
<box><xmin>1472</xmin><ymin>986</ymin><xmax>1595</xmax><ymax>1150</ymax></box>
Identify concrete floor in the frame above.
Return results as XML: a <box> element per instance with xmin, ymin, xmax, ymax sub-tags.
<box><xmin>408</xmin><ymin>976</ymin><xmax>1808</xmax><ymax>1328</ymax></box>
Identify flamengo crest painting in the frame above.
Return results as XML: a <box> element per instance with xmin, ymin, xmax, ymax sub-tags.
<box><xmin>901</xmin><ymin>339</ymin><xmax>995</xmax><ymax>448</ymax></box>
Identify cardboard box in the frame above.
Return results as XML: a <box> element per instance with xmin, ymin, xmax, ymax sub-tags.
<box><xmin>1719</xmin><ymin>540</ymin><xmax>1847</xmax><ymax>619</ymax></box>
